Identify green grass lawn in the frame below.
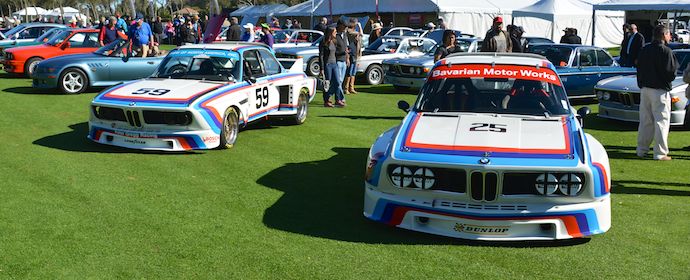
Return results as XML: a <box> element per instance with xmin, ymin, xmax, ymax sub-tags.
<box><xmin>0</xmin><ymin>73</ymin><xmax>688</xmax><ymax>279</ymax></box>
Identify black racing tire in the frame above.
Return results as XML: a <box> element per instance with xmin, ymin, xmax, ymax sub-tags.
<box><xmin>306</xmin><ymin>57</ymin><xmax>320</xmax><ymax>77</ymax></box>
<box><xmin>58</xmin><ymin>68</ymin><xmax>89</xmax><ymax>94</ymax></box>
<box><xmin>24</xmin><ymin>57</ymin><xmax>43</xmax><ymax>77</ymax></box>
<box><xmin>289</xmin><ymin>89</ymin><xmax>309</xmax><ymax>125</ymax></box>
<box><xmin>365</xmin><ymin>64</ymin><xmax>384</xmax><ymax>85</ymax></box>
<box><xmin>219</xmin><ymin>107</ymin><xmax>240</xmax><ymax>149</ymax></box>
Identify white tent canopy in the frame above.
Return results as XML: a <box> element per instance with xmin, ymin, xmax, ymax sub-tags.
<box><xmin>42</xmin><ymin>7</ymin><xmax>87</xmax><ymax>22</ymax></box>
<box><xmin>12</xmin><ymin>7</ymin><xmax>47</xmax><ymax>17</ymax></box>
<box><xmin>595</xmin><ymin>0</ymin><xmax>690</xmax><ymax>11</ymax></box>
<box><xmin>277</xmin><ymin>0</ymin><xmax>438</xmax><ymax>17</ymax></box>
<box><xmin>513</xmin><ymin>0</ymin><xmax>624</xmax><ymax>48</ymax></box>
<box><xmin>437</xmin><ymin>0</ymin><xmax>538</xmax><ymax>38</ymax></box>
<box><xmin>231</xmin><ymin>4</ymin><xmax>289</xmax><ymax>25</ymax></box>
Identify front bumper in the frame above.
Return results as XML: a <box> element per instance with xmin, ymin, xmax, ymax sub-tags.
<box><xmin>599</xmin><ymin>102</ymin><xmax>687</xmax><ymax>126</ymax></box>
<box><xmin>32</xmin><ymin>72</ymin><xmax>59</xmax><ymax>89</ymax></box>
<box><xmin>88</xmin><ymin>125</ymin><xmax>219</xmax><ymax>151</ymax></box>
<box><xmin>384</xmin><ymin>74</ymin><xmax>425</xmax><ymax>89</ymax></box>
<box><xmin>2</xmin><ymin>60</ymin><xmax>23</xmax><ymax>74</ymax></box>
<box><xmin>363</xmin><ymin>186</ymin><xmax>610</xmax><ymax>240</ymax></box>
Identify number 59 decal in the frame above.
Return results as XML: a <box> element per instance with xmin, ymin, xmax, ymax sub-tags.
<box><xmin>255</xmin><ymin>87</ymin><xmax>269</xmax><ymax>109</ymax></box>
<box><xmin>132</xmin><ymin>88</ymin><xmax>171</xmax><ymax>96</ymax></box>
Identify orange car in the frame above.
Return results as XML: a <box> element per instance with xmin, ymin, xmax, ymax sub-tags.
<box><xmin>3</xmin><ymin>28</ymin><xmax>106</xmax><ymax>77</ymax></box>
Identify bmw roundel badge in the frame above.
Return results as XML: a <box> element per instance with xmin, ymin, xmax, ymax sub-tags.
<box><xmin>479</xmin><ymin>157</ymin><xmax>491</xmax><ymax>165</ymax></box>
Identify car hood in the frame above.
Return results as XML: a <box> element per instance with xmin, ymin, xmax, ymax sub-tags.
<box><xmin>596</xmin><ymin>75</ymin><xmax>685</xmax><ymax>91</ymax></box>
<box><xmin>94</xmin><ymin>78</ymin><xmax>229</xmax><ymax>107</ymax></box>
<box><xmin>383</xmin><ymin>55</ymin><xmax>434</xmax><ymax>67</ymax></box>
<box><xmin>391</xmin><ymin>112</ymin><xmax>579</xmax><ymax>166</ymax></box>
<box><xmin>276</xmin><ymin>46</ymin><xmax>318</xmax><ymax>55</ymax></box>
<box><xmin>5</xmin><ymin>43</ymin><xmax>53</xmax><ymax>54</ymax></box>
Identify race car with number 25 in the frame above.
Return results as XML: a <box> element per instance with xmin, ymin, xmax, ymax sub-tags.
<box><xmin>363</xmin><ymin>53</ymin><xmax>611</xmax><ymax>240</ymax></box>
<box><xmin>88</xmin><ymin>42</ymin><xmax>316</xmax><ymax>151</ymax></box>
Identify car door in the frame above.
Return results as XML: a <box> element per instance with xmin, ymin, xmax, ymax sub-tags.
<box><xmin>107</xmin><ymin>42</ymin><xmax>159</xmax><ymax>82</ymax></box>
<box><xmin>258</xmin><ymin>48</ymin><xmax>294</xmax><ymax>110</ymax></box>
<box><xmin>243</xmin><ymin>49</ymin><xmax>280</xmax><ymax>121</ymax></box>
<box><xmin>596</xmin><ymin>48</ymin><xmax>635</xmax><ymax>80</ymax></box>
<box><xmin>565</xmin><ymin>48</ymin><xmax>600</xmax><ymax>97</ymax></box>
<box><xmin>62</xmin><ymin>31</ymin><xmax>100</xmax><ymax>55</ymax></box>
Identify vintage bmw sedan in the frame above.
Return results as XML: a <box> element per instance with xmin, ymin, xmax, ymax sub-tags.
<box><xmin>363</xmin><ymin>53</ymin><xmax>611</xmax><ymax>240</ymax></box>
<box><xmin>88</xmin><ymin>43</ymin><xmax>316</xmax><ymax>151</ymax></box>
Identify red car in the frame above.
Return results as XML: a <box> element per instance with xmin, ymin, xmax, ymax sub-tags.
<box><xmin>3</xmin><ymin>28</ymin><xmax>106</xmax><ymax>77</ymax></box>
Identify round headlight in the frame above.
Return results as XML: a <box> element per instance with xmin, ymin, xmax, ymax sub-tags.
<box><xmin>602</xmin><ymin>92</ymin><xmax>611</xmax><ymax>101</ymax></box>
<box><xmin>596</xmin><ymin>91</ymin><xmax>603</xmax><ymax>99</ymax></box>
<box><xmin>558</xmin><ymin>174</ymin><xmax>583</xmax><ymax>196</ymax></box>
<box><xmin>535</xmin><ymin>173</ymin><xmax>558</xmax><ymax>195</ymax></box>
<box><xmin>412</xmin><ymin>168</ymin><xmax>435</xmax><ymax>189</ymax></box>
<box><xmin>391</xmin><ymin>166</ymin><xmax>412</xmax><ymax>188</ymax></box>
<box><xmin>415</xmin><ymin>67</ymin><xmax>422</xmax><ymax>74</ymax></box>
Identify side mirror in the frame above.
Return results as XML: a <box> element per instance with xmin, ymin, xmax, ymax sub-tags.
<box><xmin>576</xmin><ymin>106</ymin><xmax>591</xmax><ymax>127</ymax></box>
<box><xmin>247</xmin><ymin>77</ymin><xmax>256</xmax><ymax>84</ymax></box>
<box><xmin>60</xmin><ymin>42</ymin><xmax>70</xmax><ymax>50</ymax></box>
<box><xmin>397</xmin><ymin>100</ymin><xmax>410</xmax><ymax>113</ymax></box>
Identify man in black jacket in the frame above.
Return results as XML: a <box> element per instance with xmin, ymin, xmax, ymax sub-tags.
<box><xmin>636</xmin><ymin>25</ymin><xmax>677</xmax><ymax>161</ymax></box>
<box><xmin>559</xmin><ymin>28</ymin><xmax>582</xmax><ymax>44</ymax></box>
<box><xmin>623</xmin><ymin>24</ymin><xmax>645</xmax><ymax>67</ymax></box>
<box><xmin>226</xmin><ymin>17</ymin><xmax>242</xmax><ymax>41</ymax></box>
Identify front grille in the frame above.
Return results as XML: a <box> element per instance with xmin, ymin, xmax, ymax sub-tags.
<box><xmin>93</xmin><ymin>106</ymin><xmax>126</xmax><ymax>121</ymax></box>
<box><xmin>391</xmin><ymin>65</ymin><xmax>425</xmax><ymax>77</ymax></box>
<box><xmin>438</xmin><ymin>201</ymin><xmax>528</xmax><ymax>211</ymax></box>
<box><xmin>387</xmin><ymin>165</ymin><xmax>466</xmax><ymax>193</ymax></box>
<box><xmin>469</xmin><ymin>171</ymin><xmax>498</xmax><ymax>201</ymax></box>
<box><xmin>607</xmin><ymin>91</ymin><xmax>640</xmax><ymax>106</ymax></box>
<box><xmin>503</xmin><ymin>172</ymin><xmax>586</xmax><ymax>196</ymax></box>
<box><xmin>142</xmin><ymin>110</ymin><xmax>192</xmax><ymax>126</ymax></box>
<box><xmin>125</xmin><ymin>110</ymin><xmax>142</xmax><ymax>127</ymax></box>
<box><xmin>274</xmin><ymin>53</ymin><xmax>297</xmax><ymax>59</ymax></box>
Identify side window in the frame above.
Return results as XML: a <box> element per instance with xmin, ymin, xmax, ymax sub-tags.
<box><xmin>17</xmin><ymin>28</ymin><xmax>33</xmax><ymax>39</ymax></box>
<box><xmin>258</xmin><ymin>49</ymin><xmax>281</xmax><ymax>75</ymax></box>
<box><xmin>595</xmin><ymin>49</ymin><xmax>614</xmax><ymax>66</ymax></box>
<box><xmin>578</xmin><ymin>49</ymin><xmax>596</xmax><ymax>67</ymax></box>
<box><xmin>243</xmin><ymin>50</ymin><xmax>264</xmax><ymax>78</ymax></box>
<box><xmin>310</xmin><ymin>32</ymin><xmax>322</xmax><ymax>42</ymax></box>
<box><xmin>68</xmin><ymin>32</ymin><xmax>99</xmax><ymax>48</ymax></box>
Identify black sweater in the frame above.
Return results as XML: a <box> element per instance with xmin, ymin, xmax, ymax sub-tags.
<box><xmin>636</xmin><ymin>41</ymin><xmax>678</xmax><ymax>91</ymax></box>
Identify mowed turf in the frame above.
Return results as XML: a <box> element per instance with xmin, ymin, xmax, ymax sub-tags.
<box><xmin>0</xmin><ymin>72</ymin><xmax>688</xmax><ymax>279</ymax></box>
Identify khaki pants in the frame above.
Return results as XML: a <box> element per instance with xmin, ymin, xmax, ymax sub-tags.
<box><xmin>140</xmin><ymin>44</ymin><xmax>149</xmax><ymax>58</ymax></box>
<box><xmin>637</xmin><ymin>87</ymin><xmax>671</xmax><ymax>159</ymax></box>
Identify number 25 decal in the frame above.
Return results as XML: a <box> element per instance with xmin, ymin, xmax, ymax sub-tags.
<box><xmin>255</xmin><ymin>87</ymin><xmax>269</xmax><ymax>109</ymax></box>
<box><xmin>469</xmin><ymin>123</ymin><xmax>507</xmax><ymax>133</ymax></box>
<box><xmin>132</xmin><ymin>88</ymin><xmax>171</xmax><ymax>96</ymax></box>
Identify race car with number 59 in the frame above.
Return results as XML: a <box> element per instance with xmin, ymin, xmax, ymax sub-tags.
<box><xmin>364</xmin><ymin>53</ymin><xmax>611</xmax><ymax>240</ymax></box>
<box><xmin>88</xmin><ymin>42</ymin><xmax>316</xmax><ymax>151</ymax></box>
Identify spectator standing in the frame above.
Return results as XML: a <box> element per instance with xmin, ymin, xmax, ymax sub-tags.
<box><xmin>344</xmin><ymin>19</ymin><xmax>362</xmax><ymax>94</ymax></box>
<box><xmin>560</xmin><ymin>28</ymin><xmax>582</xmax><ymax>44</ymax></box>
<box><xmin>507</xmin><ymin>25</ymin><xmax>526</xmax><ymax>52</ymax></box>
<box><xmin>115</xmin><ymin>12</ymin><xmax>128</xmax><ymax>33</ymax></box>
<box><xmin>319</xmin><ymin>27</ymin><xmax>338</xmax><ymax>107</ymax></box>
<box><xmin>481</xmin><ymin>17</ymin><xmax>512</xmax><ymax>52</ymax></box>
<box><xmin>369</xmin><ymin>22</ymin><xmax>382</xmax><ymax>46</ymax></box>
<box><xmin>293</xmin><ymin>19</ymin><xmax>302</xmax><ymax>29</ymax></box>
<box><xmin>180</xmin><ymin>20</ymin><xmax>197</xmax><ymax>45</ymax></box>
<box><xmin>97</xmin><ymin>16</ymin><xmax>106</xmax><ymax>30</ymax></box>
<box><xmin>271</xmin><ymin>17</ymin><xmax>280</xmax><ymax>29</ymax></box>
<box><xmin>624</xmin><ymin>24</ymin><xmax>645</xmax><ymax>67</ymax></box>
<box><xmin>165</xmin><ymin>20</ymin><xmax>175</xmax><ymax>44</ymax></box>
<box><xmin>191</xmin><ymin>15</ymin><xmax>203</xmax><ymax>43</ymax></box>
<box><xmin>426</xmin><ymin>22</ymin><xmax>436</xmax><ymax>31</ymax></box>
<box><xmin>619</xmin><ymin>23</ymin><xmax>632</xmax><ymax>67</ymax></box>
<box><xmin>314</xmin><ymin>17</ymin><xmax>328</xmax><ymax>33</ymax></box>
<box><xmin>152</xmin><ymin>16</ymin><xmax>164</xmax><ymax>47</ymax></box>
<box><xmin>283</xmin><ymin>19</ymin><xmax>293</xmax><ymax>29</ymax></box>
<box><xmin>434</xmin><ymin>30</ymin><xmax>462</xmax><ymax>62</ymax></box>
<box><xmin>259</xmin><ymin>23</ymin><xmax>274</xmax><ymax>48</ymax></box>
<box><xmin>241</xmin><ymin>23</ymin><xmax>255</xmax><ymax>42</ymax></box>
<box><xmin>636</xmin><ymin>25</ymin><xmax>677</xmax><ymax>161</ymax></box>
<box><xmin>437</xmin><ymin>17</ymin><xmax>447</xmax><ymax>30</ymax></box>
<box><xmin>332</xmin><ymin>19</ymin><xmax>349</xmax><ymax>107</ymax></box>
<box><xmin>99</xmin><ymin>16</ymin><xmax>120</xmax><ymax>46</ymax></box>
<box><xmin>129</xmin><ymin>14</ymin><xmax>154</xmax><ymax>57</ymax></box>
<box><xmin>226</xmin><ymin>17</ymin><xmax>242</xmax><ymax>41</ymax></box>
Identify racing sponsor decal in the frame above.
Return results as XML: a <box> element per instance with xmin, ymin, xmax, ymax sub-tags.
<box><xmin>453</xmin><ymin>223</ymin><xmax>510</xmax><ymax>235</ymax></box>
<box><xmin>429</xmin><ymin>64</ymin><xmax>561</xmax><ymax>86</ymax></box>
<box><xmin>202</xmin><ymin>135</ymin><xmax>220</xmax><ymax>143</ymax></box>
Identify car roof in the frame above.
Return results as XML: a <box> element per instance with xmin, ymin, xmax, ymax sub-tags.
<box><xmin>18</xmin><ymin>23</ymin><xmax>64</xmax><ymax>28</ymax></box>
<box><xmin>442</xmin><ymin>53</ymin><xmax>552</xmax><ymax>68</ymax></box>
<box><xmin>179</xmin><ymin>42</ymin><xmax>271</xmax><ymax>51</ymax></box>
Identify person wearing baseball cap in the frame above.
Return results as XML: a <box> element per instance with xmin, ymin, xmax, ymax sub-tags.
<box><xmin>241</xmin><ymin>23</ymin><xmax>255</xmax><ymax>42</ymax></box>
<box><xmin>259</xmin><ymin>23</ymin><xmax>274</xmax><ymax>48</ymax></box>
<box><xmin>481</xmin><ymin>16</ymin><xmax>512</xmax><ymax>52</ymax></box>
<box><xmin>129</xmin><ymin>13</ymin><xmax>154</xmax><ymax>57</ymax></box>
<box><xmin>369</xmin><ymin>22</ymin><xmax>382</xmax><ymax>46</ymax></box>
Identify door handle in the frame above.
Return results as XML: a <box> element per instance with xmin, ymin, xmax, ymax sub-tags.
<box><xmin>147</xmin><ymin>61</ymin><xmax>154</xmax><ymax>64</ymax></box>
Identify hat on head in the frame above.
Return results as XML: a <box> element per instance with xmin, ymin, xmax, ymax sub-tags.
<box><xmin>426</xmin><ymin>22</ymin><xmax>436</xmax><ymax>29</ymax></box>
<box><xmin>260</xmin><ymin>23</ymin><xmax>270</xmax><ymax>29</ymax></box>
<box><xmin>372</xmin><ymin>22</ymin><xmax>382</xmax><ymax>31</ymax></box>
<box><xmin>493</xmin><ymin>16</ymin><xmax>503</xmax><ymax>23</ymax></box>
<box><xmin>135</xmin><ymin>13</ymin><xmax>144</xmax><ymax>20</ymax></box>
<box><xmin>243</xmin><ymin>23</ymin><xmax>254</xmax><ymax>29</ymax></box>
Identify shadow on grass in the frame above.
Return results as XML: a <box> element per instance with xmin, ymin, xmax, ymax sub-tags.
<box><xmin>258</xmin><ymin>147</ymin><xmax>590</xmax><ymax>247</ymax></box>
<box><xmin>605</xmin><ymin>145</ymin><xmax>690</xmax><ymax>160</ymax></box>
<box><xmin>32</xmin><ymin>122</ymin><xmax>201</xmax><ymax>154</ymax></box>
<box><xmin>0</xmin><ymin>72</ymin><xmax>23</xmax><ymax>79</ymax></box>
<box><xmin>356</xmin><ymin>84</ymin><xmax>416</xmax><ymax>95</ymax></box>
<box><xmin>319</xmin><ymin>115</ymin><xmax>403</xmax><ymax>120</ymax></box>
<box><xmin>5</xmin><ymin>86</ymin><xmax>101</xmax><ymax>95</ymax></box>
<box><xmin>612</xmin><ymin>180</ymin><xmax>690</xmax><ymax>196</ymax></box>
<box><xmin>582</xmin><ymin>115</ymin><xmax>638</xmax><ymax>132</ymax></box>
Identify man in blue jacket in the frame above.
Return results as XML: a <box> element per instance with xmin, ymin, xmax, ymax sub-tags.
<box><xmin>129</xmin><ymin>14</ymin><xmax>154</xmax><ymax>58</ymax></box>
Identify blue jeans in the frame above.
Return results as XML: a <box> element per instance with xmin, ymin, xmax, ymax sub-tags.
<box><xmin>336</xmin><ymin>61</ymin><xmax>346</xmax><ymax>101</ymax></box>
<box><xmin>324</xmin><ymin>62</ymin><xmax>340</xmax><ymax>102</ymax></box>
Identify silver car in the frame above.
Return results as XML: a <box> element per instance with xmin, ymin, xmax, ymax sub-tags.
<box><xmin>357</xmin><ymin>36</ymin><xmax>437</xmax><ymax>85</ymax></box>
<box><xmin>596</xmin><ymin>49</ymin><xmax>690</xmax><ymax>128</ymax></box>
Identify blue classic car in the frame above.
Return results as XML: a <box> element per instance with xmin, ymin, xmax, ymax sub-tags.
<box><xmin>382</xmin><ymin>37</ymin><xmax>482</xmax><ymax>90</ymax></box>
<box><xmin>32</xmin><ymin>39</ymin><xmax>164</xmax><ymax>94</ymax></box>
<box><xmin>528</xmin><ymin>44</ymin><xmax>636</xmax><ymax>98</ymax></box>
<box><xmin>274</xmin><ymin>37</ymin><xmax>322</xmax><ymax>76</ymax></box>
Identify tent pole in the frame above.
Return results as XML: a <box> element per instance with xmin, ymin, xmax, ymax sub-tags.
<box><xmin>551</xmin><ymin>16</ymin><xmax>555</xmax><ymax>42</ymax></box>
<box><xmin>310</xmin><ymin>0</ymin><xmax>314</xmax><ymax>29</ymax></box>
<box><xmin>592</xmin><ymin>6</ymin><xmax>597</xmax><ymax>46</ymax></box>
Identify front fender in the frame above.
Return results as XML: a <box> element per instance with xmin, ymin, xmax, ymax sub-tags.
<box><xmin>586</xmin><ymin>133</ymin><xmax>611</xmax><ymax>193</ymax></box>
<box><xmin>365</xmin><ymin>126</ymin><xmax>400</xmax><ymax>186</ymax></box>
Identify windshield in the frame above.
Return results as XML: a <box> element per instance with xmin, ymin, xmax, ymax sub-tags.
<box><xmin>366</xmin><ymin>37</ymin><xmax>402</xmax><ymax>53</ymax></box>
<box><xmin>35</xmin><ymin>28</ymin><xmax>62</xmax><ymax>43</ymax></box>
<box><xmin>46</xmin><ymin>30</ymin><xmax>71</xmax><ymax>46</ymax></box>
<box><xmin>457</xmin><ymin>39</ymin><xmax>477</xmax><ymax>52</ymax></box>
<box><xmin>154</xmin><ymin>49</ymin><xmax>240</xmax><ymax>82</ymax></box>
<box><xmin>94</xmin><ymin>39</ymin><xmax>130</xmax><ymax>57</ymax></box>
<box><xmin>675</xmin><ymin>51</ymin><xmax>690</xmax><ymax>74</ymax></box>
<box><xmin>2</xmin><ymin>25</ymin><xmax>25</xmax><ymax>38</ymax></box>
<box><xmin>273</xmin><ymin>30</ymin><xmax>291</xmax><ymax>43</ymax></box>
<box><xmin>529</xmin><ymin>45</ymin><xmax>573</xmax><ymax>67</ymax></box>
<box><xmin>415</xmin><ymin>64</ymin><xmax>570</xmax><ymax>116</ymax></box>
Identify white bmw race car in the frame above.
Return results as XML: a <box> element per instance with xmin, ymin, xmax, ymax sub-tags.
<box><xmin>88</xmin><ymin>43</ymin><xmax>316</xmax><ymax>151</ymax></box>
<box><xmin>364</xmin><ymin>53</ymin><xmax>611</xmax><ymax>240</ymax></box>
